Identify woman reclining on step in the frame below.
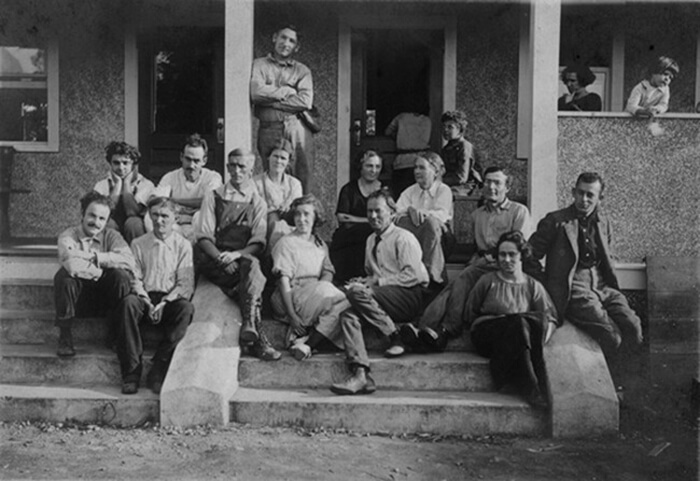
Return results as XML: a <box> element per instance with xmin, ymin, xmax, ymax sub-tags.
<box><xmin>464</xmin><ymin>230</ymin><xmax>559</xmax><ymax>408</ymax></box>
<box><xmin>270</xmin><ymin>194</ymin><xmax>348</xmax><ymax>359</ymax></box>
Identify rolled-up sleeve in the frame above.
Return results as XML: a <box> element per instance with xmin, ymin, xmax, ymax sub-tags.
<box><xmin>95</xmin><ymin>230</ymin><xmax>135</xmax><ymax>272</ymax></box>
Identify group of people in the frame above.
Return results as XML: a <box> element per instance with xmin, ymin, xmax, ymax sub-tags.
<box><xmin>51</xmin><ymin>22</ymin><xmax>643</xmax><ymax>406</ymax></box>
<box><xmin>558</xmin><ymin>55</ymin><xmax>679</xmax><ymax>116</ymax></box>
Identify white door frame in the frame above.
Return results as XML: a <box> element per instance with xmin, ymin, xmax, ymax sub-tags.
<box><xmin>336</xmin><ymin>15</ymin><xmax>457</xmax><ymax>196</ymax></box>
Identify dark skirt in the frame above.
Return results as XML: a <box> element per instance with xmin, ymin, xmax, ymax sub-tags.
<box><xmin>470</xmin><ymin>313</ymin><xmax>548</xmax><ymax>400</ymax></box>
<box><xmin>329</xmin><ymin>223</ymin><xmax>373</xmax><ymax>283</ymax></box>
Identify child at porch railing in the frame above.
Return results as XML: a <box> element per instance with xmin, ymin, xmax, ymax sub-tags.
<box><xmin>625</xmin><ymin>56</ymin><xmax>679</xmax><ymax>118</ymax></box>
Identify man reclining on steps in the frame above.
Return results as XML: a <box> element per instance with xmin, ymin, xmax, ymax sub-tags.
<box><xmin>54</xmin><ymin>191</ymin><xmax>135</xmax><ymax>357</ymax></box>
<box><xmin>330</xmin><ymin>188</ymin><xmax>429</xmax><ymax>395</ymax></box>
<box><xmin>193</xmin><ymin>148</ymin><xmax>281</xmax><ymax>361</ymax></box>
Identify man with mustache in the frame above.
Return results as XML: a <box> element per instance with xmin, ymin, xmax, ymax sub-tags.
<box><xmin>155</xmin><ymin>133</ymin><xmax>223</xmax><ymax>241</ymax></box>
<box><xmin>54</xmin><ymin>191</ymin><xmax>135</xmax><ymax>357</ymax></box>
<box><xmin>93</xmin><ymin>141</ymin><xmax>154</xmax><ymax>243</ymax></box>
<box><xmin>193</xmin><ymin>149</ymin><xmax>281</xmax><ymax>361</ymax></box>
<box><xmin>251</xmin><ymin>24</ymin><xmax>315</xmax><ymax>192</ymax></box>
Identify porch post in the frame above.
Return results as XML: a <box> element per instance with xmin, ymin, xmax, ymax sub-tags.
<box><xmin>527</xmin><ymin>0</ymin><xmax>560</xmax><ymax>223</ymax></box>
<box><xmin>225</xmin><ymin>0</ymin><xmax>254</xmax><ymax>166</ymax></box>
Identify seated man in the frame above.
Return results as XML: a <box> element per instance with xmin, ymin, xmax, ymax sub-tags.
<box><xmin>94</xmin><ymin>141</ymin><xmax>155</xmax><ymax>243</ymax></box>
<box><xmin>407</xmin><ymin>166</ymin><xmax>532</xmax><ymax>352</ymax></box>
<box><xmin>193</xmin><ymin>148</ymin><xmax>281</xmax><ymax>361</ymax></box>
<box><xmin>528</xmin><ymin>172</ymin><xmax>643</xmax><ymax>355</ymax></box>
<box><xmin>330</xmin><ymin>189</ymin><xmax>429</xmax><ymax>395</ymax></box>
<box><xmin>115</xmin><ymin>197</ymin><xmax>195</xmax><ymax>395</ymax></box>
<box><xmin>54</xmin><ymin>192</ymin><xmax>134</xmax><ymax>357</ymax></box>
<box><xmin>155</xmin><ymin>133</ymin><xmax>223</xmax><ymax>241</ymax></box>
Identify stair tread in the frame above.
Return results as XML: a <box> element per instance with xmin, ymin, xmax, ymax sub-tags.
<box><xmin>232</xmin><ymin>386</ymin><xmax>531</xmax><ymax>408</ymax></box>
<box><xmin>239</xmin><ymin>351</ymin><xmax>486</xmax><ymax>364</ymax></box>
<box><xmin>0</xmin><ymin>277</ymin><xmax>53</xmax><ymax>286</ymax></box>
<box><xmin>1</xmin><ymin>343</ymin><xmax>154</xmax><ymax>358</ymax></box>
<box><xmin>0</xmin><ymin>382</ymin><xmax>159</xmax><ymax>400</ymax></box>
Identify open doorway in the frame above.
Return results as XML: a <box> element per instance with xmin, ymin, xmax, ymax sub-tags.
<box><xmin>350</xmin><ymin>28</ymin><xmax>444</xmax><ymax>187</ymax></box>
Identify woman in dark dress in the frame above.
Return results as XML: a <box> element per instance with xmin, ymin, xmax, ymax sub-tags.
<box><xmin>329</xmin><ymin>151</ymin><xmax>383</xmax><ymax>284</ymax></box>
<box><xmin>466</xmin><ymin>231</ymin><xmax>559</xmax><ymax>408</ymax></box>
<box><xmin>558</xmin><ymin>65</ymin><xmax>602</xmax><ymax>112</ymax></box>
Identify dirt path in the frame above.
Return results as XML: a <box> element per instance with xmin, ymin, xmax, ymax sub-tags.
<box><xmin>1</xmin><ymin>420</ymin><xmax>697</xmax><ymax>481</ymax></box>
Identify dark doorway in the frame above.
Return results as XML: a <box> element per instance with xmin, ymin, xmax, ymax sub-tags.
<box><xmin>350</xmin><ymin>28</ymin><xmax>444</xmax><ymax>183</ymax></box>
<box><xmin>138</xmin><ymin>27</ymin><xmax>224</xmax><ymax>182</ymax></box>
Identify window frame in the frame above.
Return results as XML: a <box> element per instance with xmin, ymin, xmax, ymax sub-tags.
<box><xmin>0</xmin><ymin>39</ymin><xmax>59</xmax><ymax>152</ymax></box>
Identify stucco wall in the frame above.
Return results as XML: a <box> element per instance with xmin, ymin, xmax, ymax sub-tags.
<box><xmin>557</xmin><ymin>116</ymin><xmax>700</xmax><ymax>263</ymax></box>
<box><xmin>2</xmin><ymin>0</ymin><xmax>127</xmax><ymax>238</ymax></box>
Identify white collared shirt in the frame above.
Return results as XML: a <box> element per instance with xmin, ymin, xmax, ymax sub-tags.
<box><xmin>396</xmin><ymin>181</ymin><xmax>453</xmax><ymax>224</ymax></box>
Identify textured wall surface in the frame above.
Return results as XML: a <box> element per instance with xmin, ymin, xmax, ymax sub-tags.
<box><xmin>3</xmin><ymin>0</ymin><xmax>127</xmax><ymax>237</ymax></box>
<box><xmin>557</xmin><ymin>117</ymin><xmax>700</xmax><ymax>263</ymax></box>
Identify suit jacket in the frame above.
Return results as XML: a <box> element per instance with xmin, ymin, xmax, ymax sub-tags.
<box><xmin>528</xmin><ymin>204</ymin><xmax>619</xmax><ymax>320</ymax></box>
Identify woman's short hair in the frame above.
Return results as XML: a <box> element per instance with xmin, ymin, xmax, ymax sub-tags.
<box><xmin>496</xmin><ymin>230</ymin><xmax>533</xmax><ymax>262</ymax></box>
<box><xmin>650</xmin><ymin>56</ymin><xmax>679</xmax><ymax>76</ymax></box>
<box><xmin>440</xmin><ymin>110</ymin><xmax>469</xmax><ymax>134</ymax></box>
<box><xmin>290</xmin><ymin>193</ymin><xmax>326</xmax><ymax>228</ymax></box>
<box><xmin>105</xmin><ymin>141</ymin><xmax>141</xmax><ymax>164</ymax></box>
<box><xmin>561</xmin><ymin>65</ymin><xmax>596</xmax><ymax>87</ymax></box>
<box><xmin>419</xmin><ymin>151</ymin><xmax>446</xmax><ymax>179</ymax></box>
<box><xmin>356</xmin><ymin>150</ymin><xmax>383</xmax><ymax>172</ymax></box>
<box><xmin>270</xmin><ymin>139</ymin><xmax>293</xmax><ymax>158</ymax></box>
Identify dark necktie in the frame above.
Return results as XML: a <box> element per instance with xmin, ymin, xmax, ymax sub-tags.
<box><xmin>372</xmin><ymin>234</ymin><xmax>382</xmax><ymax>261</ymax></box>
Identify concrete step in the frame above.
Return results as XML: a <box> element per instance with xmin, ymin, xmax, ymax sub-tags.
<box><xmin>0</xmin><ymin>344</ymin><xmax>157</xmax><ymax>385</ymax></box>
<box><xmin>0</xmin><ymin>309</ymin><xmax>163</xmax><ymax>346</ymax></box>
<box><xmin>0</xmin><ymin>254</ymin><xmax>57</xmax><ymax>279</ymax></box>
<box><xmin>0</xmin><ymin>383</ymin><xmax>159</xmax><ymax>426</ymax></box>
<box><xmin>0</xmin><ymin>278</ymin><xmax>54</xmax><ymax>310</ymax></box>
<box><xmin>239</xmin><ymin>352</ymin><xmax>493</xmax><ymax>392</ymax></box>
<box><xmin>229</xmin><ymin>387</ymin><xmax>545</xmax><ymax>436</ymax></box>
<box><xmin>260</xmin><ymin>318</ymin><xmax>473</xmax><ymax>352</ymax></box>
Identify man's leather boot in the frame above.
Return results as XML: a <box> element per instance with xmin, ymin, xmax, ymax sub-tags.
<box><xmin>251</xmin><ymin>316</ymin><xmax>281</xmax><ymax>361</ymax></box>
<box><xmin>239</xmin><ymin>296</ymin><xmax>260</xmax><ymax>344</ymax></box>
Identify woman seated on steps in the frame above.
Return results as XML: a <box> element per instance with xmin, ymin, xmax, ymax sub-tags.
<box><xmin>463</xmin><ymin>230</ymin><xmax>559</xmax><ymax>408</ymax></box>
<box><xmin>270</xmin><ymin>194</ymin><xmax>348</xmax><ymax>360</ymax></box>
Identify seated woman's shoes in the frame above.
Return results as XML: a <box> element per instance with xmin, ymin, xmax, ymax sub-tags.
<box><xmin>289</xmin><ymin>342</ymin><xmax>312</xmax><ymax>361</ymax></box>
<box><xmin>330</xmin><ymin>374</ymin><xmax>376</xmax><ymax>395</ymax></box>
<box><xmin>56</xmin><ymin>331</ymin><xmax>76</xmax><ymax>357</ymax></box>
<box><xmin>418</xmin><ymin>327</ymin><xmax>448</xmax><ymax>353</ymax></box>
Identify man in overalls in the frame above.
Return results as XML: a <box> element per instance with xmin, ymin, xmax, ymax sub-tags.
<box><xmin>193</xmin><ymin>149</ymin><xmax>281</xmax><ymax>361</ymax></box>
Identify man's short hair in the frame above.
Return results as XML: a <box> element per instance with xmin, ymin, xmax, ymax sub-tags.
<box><xmin>575</xmin><ymin>172</ymin><xmax>605</xmax><ymax>192</ymax></box>
<box><xmin>367</xmin><ymin>187</ymin><xmax>397</xmax><ymax>213</ymax></box>
<box><xmin>483</xmin><ymin>165</ymin><xmax>512</xmax><ymax>188</ymax></box>
<box><xmin>80</xmin><ymin>191</ymin><xmax>113</xmax><ymax>216</ymax></box>
<box><xmin>147</xmin><ymin>196</ymin><xmax>179</xmax><ymax>214</ymax></box>
<box><xmin>183</xmin><ymin>133</ymin><xmax>208</xmax><ymax>155</ymax></box>
<box><xmin>441</xmin><ymin>110</ymin><xmax>469</xmax><ymax>134</ymax></box>
<box><xmin>275</xmin><ymin>23</ymin><xmax>300</xmax><ymax>40</ymax></box>
<box><xmin>227</xmin><ymin>148</ymin><xmax>256</xmax><ymax>164</ymax></box>
<box><xmin>105</xmin><ymin>141</ymin><xmax>140</xmax><ymax>164</ymax></box>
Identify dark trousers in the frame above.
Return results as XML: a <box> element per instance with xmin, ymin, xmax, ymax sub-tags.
<box><xmin>340</xmin><ymin>284</ymin><xmax>424</xmax><ymax>370</ymax></box>
<box><xmin>471</xmin><ymin>313</ymin><xmax>548</xmax><ymax>397</ymax></box>
<box><xmin>106</xmin><ymin>217</ymin><xmax>145</xmax><ymax>244</ymax></box>
<box><xmin>567</xmin><ymin>267</ymin><xmax>643</xmax><ymax>354</ymax></box>
<box><xmin>54</xmin><ymin>267</ymin><xmax>132</xmax><ymax>328</ymax></box>
<box><xmin>115</xmin><ymin>293</ymin><xmax>194</xmax><ymax>381</ymax></box>
<box><xmin>196</xmin><ymin>253</ymin><xmax>266</xmax><ymax>302</ymax></box>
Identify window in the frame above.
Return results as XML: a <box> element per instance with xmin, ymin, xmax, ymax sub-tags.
<box><xmin>0</xmin><ymin>41</ymin><xmax>58</xmax><ymax>151</ymax></box>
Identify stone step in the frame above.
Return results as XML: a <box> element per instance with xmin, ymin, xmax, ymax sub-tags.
<box><xmin>238</xmin><ymin>352</ymin><xmax>493</xmax><ymax>392</ymax></box>
<box><xmin>0</xmin><ymin>383</ymin><xmax>159</xmax><ymax>426</ymax></box>
<box><xmin>0</xmin><ymin>253</ymin><xmax>57</xmax><ymax>279</ymax></box>
<box><xmin>0</xmin><ymin>344</ymin><xmax>157</xmax><ymax>386</ymax></box>
<box><xmin>229</xmin><ymin>387</ymin><xmax>545</xmax><ymax>436</ymax></box>
<box><xmin>260</xmin><ymin>318</ymin><xmax>473</xmax><ymax>352</ymax></box>
<box><xmin>0</xmin><ymin>309</ymin><xmax>163</xmax><ymax>346</ymax></box>
<box><xmin>0</xmin><ymin>278</ymin><xmax>54</xmax><ymax>310</ymax></box>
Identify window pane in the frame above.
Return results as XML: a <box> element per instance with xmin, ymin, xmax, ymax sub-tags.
<box><xmin>0</xmin><ymin>47</ymin><xmax>46</xmax><ymax>77</ymax></box>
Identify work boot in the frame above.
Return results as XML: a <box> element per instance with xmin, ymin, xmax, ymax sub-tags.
<box><xmin>56</xmin><ymin>327</ymin><xmax>76</xmax><ymax>357</ymax></box>
<box><xmin>330</xmin><ymin>367</ymin><xmax>376</xmax><ymax>395</ymax></box>
<box><xmin>239</xmin><ymin>296</ymin><xmax>260</xmax><ymax>344</ymax></box>
<box><xmin>147</xmin><ymin>359</ymin><xmax>167</xmax><ymax>395</ymax></box>
<box><xmin>384</xmin><ymin>330</ymin><xmax>406</xmax><ymax>358</ymax></box>
<box><xmin>419</xmin><ymin>326</ymin><xmax>449</xmax><ymax>353</ymax></box>
<box><xmin>251</xmin><ymin>329</ymin><xmax>281</xmax><ymax>362</ymax></box>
